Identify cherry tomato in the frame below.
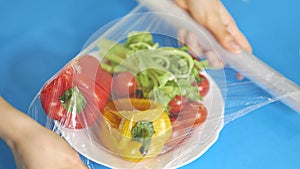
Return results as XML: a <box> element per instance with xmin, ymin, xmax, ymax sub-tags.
<box><xmin>112</xmin><ymin>71</ymin><xmax>137</xmax><ymax>98</ymax></box>
<box><xmin>180</xmin><ymin>101</ymin><xmax>207</xmax><ymax>128</ymax></box>
<box><xmin>168</xmin><ymin>95</ymin><xmax>187</xmax><ymax>116</ymax></box>
<box><xmin>197</xmin><ymin>74</ymin><xmax>210</xmax><ymax>97</ymax></box>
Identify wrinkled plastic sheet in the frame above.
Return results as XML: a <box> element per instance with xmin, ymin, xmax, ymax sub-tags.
<box><xmin>28</xmin><ymin>0</ymin><xmax>300</xmax><ymax>168</ymax></box>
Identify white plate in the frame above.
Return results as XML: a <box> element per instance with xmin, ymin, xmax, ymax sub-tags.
<box><xmin>58</xmin><ymin>70</ymin><xmax>224</xmax><ymax>169</ymax></box>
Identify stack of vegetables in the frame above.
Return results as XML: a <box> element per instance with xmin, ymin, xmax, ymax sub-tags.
<box><xmin>40</xmin><ymin>32</ymin><xmax>211</xmax><ymax>161</ymax></box>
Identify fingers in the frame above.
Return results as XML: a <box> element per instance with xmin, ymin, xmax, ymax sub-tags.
<box><xmin>236</xmin><ymin>72</ymin><xmax>244</xmax><ymax>80</ymax></box>
<box><xmin>203</xmin><ymin>9</ymin><xmax>243</xmax><ymax>54</ymax></box>
<box><xmin>206</xmin><ymin>3</ymin><xmax>252</xmax><ymax>53</ymax></box>
<box><xmin>204</xmin><ymin>4</ymin><xmax>252</xmax><ymax>54</ymax></box>
<box><xmin>175</xmin><ymin>0</ymin><xmax>188</xmax><ymax>10</ymax></box>
<box><xmin>176</xmin><ymin>0</ymin><xmax>252</xmax><ymax>54</ymax></box>
<box><xmin>178</xmin><ymin>29</ymin><xmax>203</xmax><ymax>58</ymax></box>
<box><xmin>178</xmin><ymin>29</ymin><xmax>224</xmax><ymax>68</ymax></box>
<box><xmin>219</xmin><ymin>4</ymin><xmax>252</xmax><ymax>53</ymax></box>
<box><xmin>206</xmin><ymin>51</ymin><xmax>224</xmax><ymax>69</ymax></box>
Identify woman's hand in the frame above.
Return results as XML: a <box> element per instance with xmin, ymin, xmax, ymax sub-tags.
<box><xmin>11</xmin><ymin>123</ymin><xmax>88</xmax><ymax>169</ymax></box>
<box><xmin>175</xmin><ymin>0</ymin><xmax>252</xmax><ymax>69</ymax></box>
<box><xmin>0</xmin><ymin>97</ymin><xmax>88</xmax><ymax>169</ymax></box>
<box><xmin>176</xmin><ymin>0</ymin><xmax>252</xmax><ymax>53</ymax></box>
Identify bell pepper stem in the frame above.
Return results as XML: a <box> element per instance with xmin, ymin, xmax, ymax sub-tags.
<box><xmin>60</xmin><ymin>86</ymin><xmax>86</xmax><ymax>113</ymax></box>
<box><xmin>131</xmin><ymin>120</ymin><xmax>155</xmax><ymax>156</ymax></box>
<box><xmin>139</xmin><ymin>137</ymin><xmax>151</xmax><ymax>156</ymax></box>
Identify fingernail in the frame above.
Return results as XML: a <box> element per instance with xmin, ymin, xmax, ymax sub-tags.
<box><xmin>237</xmin><ymin>73</ymin><xmax>244</xmax><ymax>80</ymax></box>
<box><xmin>206</xmin><ymin>51</ymin><xmax>225</xmax><ymax>69</ymax></box>
<box><xmin>229</xmin><ymin>41</ymin><xmax>242</xmax><ymax>53</ymax></box>
<box><xmin>178</xmin><ymin>29</ymin><xmax>187</xmax><ymax>45</ymax></box>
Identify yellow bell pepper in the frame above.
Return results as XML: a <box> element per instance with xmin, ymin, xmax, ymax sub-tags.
<box><xmin>99</xmin><ymin>98</ymin><xmax>172</xmax><ymax>161</ymax></box>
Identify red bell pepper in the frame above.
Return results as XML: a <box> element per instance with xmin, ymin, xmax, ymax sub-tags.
<box><xmin>40</xmin><ymin>55</ymin><xmax>112</xmax><ymax>129</ymax></box>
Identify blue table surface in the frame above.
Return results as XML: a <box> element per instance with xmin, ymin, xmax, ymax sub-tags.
<box><xmin>1</xmin><ymin>0</ymin><xmax>300</xmax><ymax>169</ymax></box>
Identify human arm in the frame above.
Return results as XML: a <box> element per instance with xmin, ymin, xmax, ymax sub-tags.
<box><xmin>0</xmin><ymin>96</ymin><xmax>88</xmax><ymax>169</ymax></box>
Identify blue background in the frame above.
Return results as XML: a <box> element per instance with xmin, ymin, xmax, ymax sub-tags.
<box><xmin>1</xmin><ymin>0</ymin><xmax>300</xmax><ymax>169</ymax></box>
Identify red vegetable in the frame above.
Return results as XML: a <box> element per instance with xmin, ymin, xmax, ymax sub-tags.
<box><xmin>180</xmin><ymin>101</ymin><xmax>207</xmax><ymax>128</ymax></box>
<box><xmin>111</xmin><ymin>71</ymin><xmax>137</xmax><ymax>98</ymax></box>
<box><xmin>168</xmin><ymin>95</ymin><xmax>187</xmax><ymax>116</ymax></box>
<box><xmin>40</xmin><ymin>55</ymin><xmax>112</xmax><ymax>129</ymax></box>
<box><xmin>195</xmin><ymin>74</ymin><xmax>210</xmax><ymax>97</ymax></box>
<box><xmin>165</xmin><ymin>101</ymin><xmax>208</xmax><ymax>148</ymax></box>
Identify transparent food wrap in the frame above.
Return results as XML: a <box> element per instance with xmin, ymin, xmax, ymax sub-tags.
<box><xmin>29</xmin><ymin>1</ymin><xmax>300</xmax><ymax>169</ymax></box>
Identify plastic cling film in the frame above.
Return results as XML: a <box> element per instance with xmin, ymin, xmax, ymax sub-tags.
<box><xmin>27</xmin><ymin>1</ymin><xmax>300</xmax><ymax>169</ymax></box>
<box><xmin>137</xmin><ymin>0</ymin><xmax>300</xmax><ymax>114</ymax></box>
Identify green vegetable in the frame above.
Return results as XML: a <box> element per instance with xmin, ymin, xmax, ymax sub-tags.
<box><xmin>98</xmin><ymin>31</ymin><xmax>209</xmax><ymax>108</ymax></box>
<box><xmin>131</xmin><ymin>120</ymin><xmax>155</xmax><ymax>156</ymax></box>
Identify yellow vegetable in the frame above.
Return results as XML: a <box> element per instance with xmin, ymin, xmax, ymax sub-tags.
<box><xmin>99</xmin><ymin>98</ymin><xmax>172</xmax><ymax>161</ymax></box>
